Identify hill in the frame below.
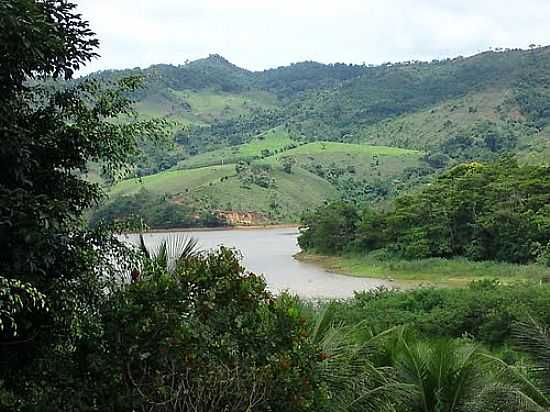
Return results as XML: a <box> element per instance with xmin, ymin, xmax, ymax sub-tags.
<box><xmin>88</xmin><ymin>46</ymin><xmax>550</xmax><ymax>227</ymax></box>
<box><xmin>93</xmin><ymin>131</ymin><xmax>422</xmax><ymax>226</ymax></box>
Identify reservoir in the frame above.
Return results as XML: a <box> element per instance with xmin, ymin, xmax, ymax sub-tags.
<box><xmin>123</xmin><ymin>226</ymin><xmax>393</xmax><ymax>298</ymax></box>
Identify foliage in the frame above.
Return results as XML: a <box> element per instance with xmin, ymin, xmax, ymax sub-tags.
<box><xmin>473</xmin><ymin>317</ymin><xmax>550</xmax><ymax>411</ymax></box>
<box><xmin>300</xmin><ymin>158</ymin><xmax>550</xmax><ymax>264</ymax></box>
<box><xmin>0</xmin><ymin>277</ymin><xmax>47</xmax><ymax>337</ymax></box>
<box><xmin>93</xmin><ymin>248</ymin><xmax>325</xmax><ymax>411</ymax></box>
<box><xmin>236</xmin><ymin>161</ymin><xmax>277</xmax><ymax>188</ymax></box>
<box><xmin>0</xmin><ymin>1</ymin><xmax>164</xmax><ymax>408</ymax></box>
<box><xmin>90</xmin><ymin>188</ymin><xmax>223</xmax><ymax>229</ymax></box>
<box><xmin>383</xmin><ymin>331</ymin><xmax>488</xmax><ymax>412</ymax></box>
<box><xmin>280</xmin><ymin>156</ymin><xmax>296</xmax><ymax>173</ymax></box>
<box><xmin>299</xmin><ymin>201</ymin><xmax>359</xmax><ymax>254</ymax></box>
<box><xmin>137</xmin><ymin>233</ymin><xmax>200</xmax><ymax>274</ymax></box>
<box><xmin>513</xmin><ymin>47</ymin><xmax>550</xmax><ymax>129</ymax></box>
<box><xmin>301</xmin><ymin>303</ymin><xmax>405</xmax><ymax>411</ymax></box>
<box><xmin>0</xmin><ymin>0</ymin><xmax>98</xmax><ymax>91</ymax></box>
<box><xmin>325</xmin><ymin>281</ymin><xmax>550</xmax><ymax>347</ymax></box>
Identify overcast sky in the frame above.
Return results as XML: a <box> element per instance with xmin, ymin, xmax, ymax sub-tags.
<box><xmin>75</xmin><ymin>0</ymin><xmax>550</xmax><ymax>75</ymax></box>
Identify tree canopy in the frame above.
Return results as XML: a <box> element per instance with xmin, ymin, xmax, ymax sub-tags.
<box><xmin>300</xmin><ymin>158</ymin><xmax>550</xmax><ymax>264</ymax></box>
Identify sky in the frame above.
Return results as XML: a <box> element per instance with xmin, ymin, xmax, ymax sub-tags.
<box><xmin>76</xmin><ymin>0</ymin><xmax>550</xmax><ymax>75</ymax></box>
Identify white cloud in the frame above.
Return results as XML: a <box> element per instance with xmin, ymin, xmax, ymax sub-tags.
<box><xmin>74</xmin><ymin>0</ymin><xmax>550</xmax><ymax>74</ymax></box>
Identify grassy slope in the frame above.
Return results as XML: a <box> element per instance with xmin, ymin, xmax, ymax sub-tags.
<box><xmin>356</xmin><ymin>87</ymin><xmax>550</xmax><ymax>163</ymax></box>
<box><xmin>296</xmin><ymin>252</ymin><xmax>550</xmax><ymax>286</ymax></box>
<box><xmin>177</xmin><ymin>128</ymin><xmax>296</xmax><ymax>169</ymax></box>
<box><xmin>110</xmin><ymin>135</ymin><xmax>423</xmax><ymax>222</ymax></box>
<box><xmin>134</xmin><ymin>88</ymin><xmax>278</xmax><ymax>126</ymax></box>
<box><xmin>111</xmin><ymin>165</ymin><xmax>233</xmax><ymax>197</ymax></box>
<box><xmin>102</xmin><ymin>49</ymin><xmax>550</xmax><ymax>227</ymax></box>
<box><xmin>267</xmin><ymin>141</ymin><xmax>422</xmax><ymax>180</ymax></box>
<box><xmin>197</xmin><ymin>167</ymin><xmax>338</xmax><ymax>222</ymax></box>
<box><xmin>110</xmin><ymin>164</ymin><xmax>337</xmax><ymax>222</ymax></box>
<box><xmin>359</xmin><ymin>89</ymin><xmax>515</xmax><ymax>148</ymax></box>
<box><xmin>279</xmin><ymin>141</ymin><xmax>419</xmax><ymax>156</ymax></box>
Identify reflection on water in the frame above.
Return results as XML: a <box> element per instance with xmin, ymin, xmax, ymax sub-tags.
<box><xmin>122</xmin><ymin>227</ymin><xmax>394</xmax><ymax>299</ymax></box>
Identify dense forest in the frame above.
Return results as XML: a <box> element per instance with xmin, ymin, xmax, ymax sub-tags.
<box><xmin>299</xmin><ymin>158</ymin><xmax>550</xmax><ymax>265</ymax></box>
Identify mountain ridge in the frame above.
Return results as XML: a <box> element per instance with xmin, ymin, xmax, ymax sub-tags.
<box><xmin>88</xmin><ymin>45</ymin><xmax>550</xmax><ymax>228</ymax></box>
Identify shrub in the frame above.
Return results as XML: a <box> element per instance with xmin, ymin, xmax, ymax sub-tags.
<box><xmin>330</xmin><ymin>281</ymin><xmax>550</xmax><ymax>347</ymax></box>
<box><xmin>93</xmin><ymin>247</ymin><xmax>324</xmax><ymax>411</ymax></box>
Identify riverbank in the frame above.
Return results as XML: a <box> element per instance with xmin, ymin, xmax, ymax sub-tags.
<box><xmin>295</xmin><ymin>252</ymin><xmax>550</xmax><ymax>286</ymax></box>
<box><xmin>125</xmin><ymin>223</ymin><xmax>299</xmax><ymax>234</ymax></box>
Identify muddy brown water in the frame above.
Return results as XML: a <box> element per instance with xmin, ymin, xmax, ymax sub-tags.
<box><xmin>122</xmin><ymin>227</ymin><xmax>395</xmax><ymax>299</ymax></box>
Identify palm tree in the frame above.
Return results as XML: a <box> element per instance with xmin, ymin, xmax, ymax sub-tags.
<box><xmin>302</xmin><ymin>302</ymin><xmax>405</xmax><ymax>411</ymax></box>
<box><xmin>474</xmin><ymin>317</ymin><xmax>550</xmax><ymax>412</ymax></box>
<box><xmin>387</xmin><ymin>329</ymin><xmax>488</xmax><ymax>412</ymax></box>
<box><xmin>137</xmin><ymin>233</ymin><xmax>200</xmax><ymax>275</ymax></box>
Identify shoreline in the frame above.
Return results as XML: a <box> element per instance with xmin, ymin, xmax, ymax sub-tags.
<box><xmin>294</xmin><ymin>252</ymin><xmax>550</xmax><ymax>287</ymax></box>
<box><xmin>124</xmin><ymin>223</ymin><xmax>300</xmax><ymax>234</ymax></box>
<box><xmin>294</xmin><ymin>252</ymin><xmax>425</xmax><ymax>287</ymax></box>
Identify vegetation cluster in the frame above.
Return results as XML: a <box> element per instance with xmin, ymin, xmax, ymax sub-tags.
<box><xmin>299</xmin><ymin>158</ymin><xmax>550</xmax><ymax>265</ymax></box>
<box><xmin>1</xmin><ymin>2</ymin><xmax>549</xmax><ymax>412</ymax></box>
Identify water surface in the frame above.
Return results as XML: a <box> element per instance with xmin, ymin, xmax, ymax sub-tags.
<box><xmin>124</xmin><ymin>227</ymin><xmax>393</xmax><ymax>298</ymax></box>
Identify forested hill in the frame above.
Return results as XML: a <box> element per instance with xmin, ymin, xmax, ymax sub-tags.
<box><xmin>87</xmin><ymin>46</ymin><xmax>550</xmax><ymax>155</ymax></box>
<box><xmin>87</xmin><ymin>54</ymin><xmax>368</xmax><ymax>96</ymax></box>
<box><xmin>88</xmin><ymin>46</ymin><xmax>550</xmax><ymax>227</ymax></box>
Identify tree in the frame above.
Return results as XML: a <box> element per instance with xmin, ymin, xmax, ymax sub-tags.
<box><xmin>0</xmin><ymin>1</ymin><xmax>165</xmax><ymax>407</ymax></box>
<box><xmin>96</xmin><ymin>248</ymin><xmax>324</xmax><ymax>411</ymax></box>
<box><xmin>281</xmin><ymin>156</ymin><xmax>296</xmax><ymax>174</ymax></box>
<box><xmin>300</xmin><ymin>158</ymin><xmax>550</xmax><ymax>264</ymax></box>
<box><xmin>387</xmin><ymin>331</ymin><xmax>488</xmax><ymax>412</ymax></box>
<box><xmin>475</xmin><ymin>317</ymin><xmax>550</xmax><ymax>412</ymax></box>
<box><xmin>298</xmin><ymin>202</ymin><xmax>359</xmax><ymax>253</ymax></box>
<box><xmin>302</xmin><ymin>303</ymin><xmax>405</xmax><ymax>411</ymax></box>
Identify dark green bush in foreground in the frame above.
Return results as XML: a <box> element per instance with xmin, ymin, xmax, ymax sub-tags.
<box><xmin>87</xmin><ymin>247</ymin><xmax>324</xmax><ymax>411</ymax></box>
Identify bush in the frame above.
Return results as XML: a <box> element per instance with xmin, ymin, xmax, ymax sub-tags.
<box><xmin>329</xmin><ymin>281</ymin><xmax>550</xmax><ymax>347</ymax></box>
<box><xmin>91</xmin><ymin>247</ymin><xmax>324</xmax><ymax>411</ymax></box>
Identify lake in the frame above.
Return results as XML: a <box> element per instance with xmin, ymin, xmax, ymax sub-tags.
<box><xmin>123</xmin><ymin>227</ymin><xmax>394</xmax><ymax>298</ymax></box>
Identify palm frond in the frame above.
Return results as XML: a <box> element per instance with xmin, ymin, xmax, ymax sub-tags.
<box><xmin>156</xmin><ymin>240</ymin><xmax>168</xmax><ymax>270</ymax></box>
<box><xmin>471</xmin><ymin>381</ymin><xmax>549</xmax><ymax>412</ymax></box>
<box><xmin>136</xmin><ymin>233</ymin><xmax>201</xmax><ymax>275</ymax></box>
<box><xmin>171</xmin><ymin>235</ymin><xmax>200</xmax><ymax>270</ymax></box>
<box><xmin>138</xmin><ymin>233</ymin><xmax>150</xmax><ymax>259</ymax></box>
<box><xmin>304</xmin><ymin>305</ymin><xmax>407</xmax><ymax>411</ymax></box>
<box><xmin>390</xmin><ymin>334</ymin><xmax>488</xmax><ymax>412</ymax></box>
<box><xmin>513</xmin><ymin>316</ymin><xmax>550</xmax><ymax>388</ymax></box>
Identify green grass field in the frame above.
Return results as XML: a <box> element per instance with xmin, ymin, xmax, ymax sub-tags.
<box><xmin>111</xmin><ymin>165</ymin><xmax>234</xmax><ymax>196</ymax></box>
<box><xmin>109</xmin><ymin>130</ymin><xmax>425</xmax><ymax>223</ymax></box>
<box><xmin>134</xmin><ymin>88</ymin><xmax>278</xmax><ymax>126</ymax></box>
<box><xmin>177</xmin><ymin>128</ymin><xmax>296</xmax><ymax>169</ymax></box>
<box><xmin>296</xmin><ymin>252</ymin><xmax>550</xmax><ymax>286</ymax></box>
<box><xmin>109</xmin><ymin>163</ymin><xmax>338</xmax><ymax>222</ymax></box>
<box><xmin>279</xmin><ymin>141</ymin><xmax>421</xmax><ymax>157</ymax></box>
<box><xmin>265</xmin><ymin>141</ymin><xmax>422</xmax><ymax>181</ymax></box>
<box><xmin>358</xmin><ymin>89</ymin><xmax>518</xmax><ymax>149</ymax></box>
<box><xmin>197</xmin><ymin>167</ymin><xmax>338</xmax><ymax>221</ymax></box>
